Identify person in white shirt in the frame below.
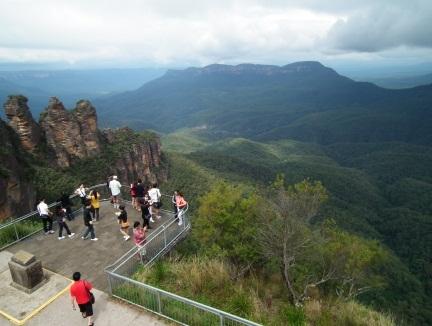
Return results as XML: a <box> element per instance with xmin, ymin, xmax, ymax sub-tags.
<box><xmin>109</xmin><ymin>176</ymin><xmax>122</xmax><ymax>208</ymax></box>
<box><xmin>37</xmin><ymin>198</ymin><xmax>54</xmax><ymax>235</ymax></box>
<box><xmin>75</xmin><ymin>184</ymin><xmax>88</xmax><ymax>205</ymax></box>
<box><xmin>148</xmin><ymin>183</ymin><xmax>162</xmax><ymax>221</ymax></box>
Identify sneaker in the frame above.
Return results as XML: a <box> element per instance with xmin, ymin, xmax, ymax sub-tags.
<box><xmin>178</xmin><ymin>221</ymin><xmax>183</xmax><ymax>226</ymax></box>
<box><xmin>150</xmin><ymin>217</ymin><xmax>155</xmax><ymax>223</ymax></box>
<box><xmin>68</xmin><ymin>233</ymin><xmax>75</xmax><ymax>238</ymax></box>
<box><xmin>48</xmin><ymin>230</ymin><xmax>55</xmax><ymax>234</ymax></box>
<box><xmin>157</xmin><ymin>215</ymin><xmax>162</xmax><ymax>219</ymax></box>
<box><xmin>90</xmin><ymin>238</ymin><xmax>98</xmax><ymax>241</ymax></box>
<box><xmin>45</xmin><ymin>231</ymin><xmax>50</xmax><ymax>235</ymax></box>
<box><xmin>58</xmin><ymin>236</ymin><xmax>65</xmax><ymax>240</ymax></box>
<box><xmin>124</xmin><ymin>236</ymin><xmax>130</xmax><ymax>241</ymax></box>
<box><xmin>81</xmin><ymin>236</ymin><xmax>86</xmax><ymax>240</ymax></box>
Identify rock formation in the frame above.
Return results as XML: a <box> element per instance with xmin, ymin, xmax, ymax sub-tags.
<box><xmin>1</xmin><ymin>95</ymin><xmax>164</xmax><ymax>221</ymax></box>
<box><xmin>102</xmin><ymin>128</ymin><xmax>164</xmax><ymax>184</ymax></box>
<box><xmin>0</xmin><ymin>119</ymin><xmax>36</xmax><ymax>219</ymax></box>
<box><xmin>3</xmin><ymin>95</ymin><xmax>41</xmax><ymax>152</ymax></box>
<box><xmin>39</xmin><ymin>97</ymin><xmax>100</xmax><ymax>167</ymax></box>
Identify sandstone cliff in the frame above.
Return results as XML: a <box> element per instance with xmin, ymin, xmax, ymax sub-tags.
<box><xmin>102</xmin><ymin>127</ymin><xmax>165</xmax><ymax>184</ymax></box>
<box><xmin>3</xmin><ymin>95</ymin><xmax>41</xmax><ymax>152</ymax></box>
<box><xmin>0</xmin><ymin>119</ymin><xmax>36</xmax><ymax>219</ymax></box>
<box><xmin>1</xmin><ymin>95</ymin><xmax>165</xmax><ymax>220</ymax></box>
<box><xmin>39</xmin><ymin>97</ymin><xmax>101</xmax><ymax>167</ymax></box>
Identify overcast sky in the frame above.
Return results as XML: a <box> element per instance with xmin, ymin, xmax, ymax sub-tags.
<box><xmin>0</xmin><ymin>0</ymin><xmax>431</xmax><ymax>69</ymax></box>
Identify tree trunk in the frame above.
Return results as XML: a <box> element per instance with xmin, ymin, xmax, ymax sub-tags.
<box><xmin>282</xmin><ymin>242</ymin><xmax>298</xmax><ymax>305</ymax></box>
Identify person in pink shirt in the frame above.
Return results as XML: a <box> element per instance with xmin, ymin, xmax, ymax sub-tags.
<box><xmin>133</xmin><ymin>221</ymin><xmax>146</xmax><ymax>259</ymax></box>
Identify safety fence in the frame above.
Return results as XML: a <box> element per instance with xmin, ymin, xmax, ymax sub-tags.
<box><xmin>105</xmin><ymin>203</ymin><xmax>262</xmax><ymax>326</ymax></box>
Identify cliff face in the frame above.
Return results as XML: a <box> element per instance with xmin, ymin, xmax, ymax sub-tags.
<box><xmin>3</xmin><ymin>95</ymin><xmax>41</xmax><ymax>152</ymax></box>
<box><xmin>1</xmin><ymin>95</ymin><xmax>165</xmax><ymax>221</ymax></box>
<box><xmin>102</xmin><ymin>128</ymin><xmax>165</xmax><ymax>184</ymax></box>
<box><xmin>0</xmin><ymin>119</ymin><xmax>35</xmax><ymax>219</ymax></box>
<box><xmin>39</xmin><ymin>97</ymin><xmax>101</xmax><ymax>167</ymax></box>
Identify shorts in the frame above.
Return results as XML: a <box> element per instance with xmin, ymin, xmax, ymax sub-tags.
<box><xmin>78</xmin><ymin>301</ymin><xmax>93</xmax><ymax>317</ymax></box>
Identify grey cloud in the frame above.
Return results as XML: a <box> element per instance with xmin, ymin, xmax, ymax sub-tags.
<box><xmin>325</xmin><ymin>2</ymin><xmax>432</xmax><ymax>52</ymax></box>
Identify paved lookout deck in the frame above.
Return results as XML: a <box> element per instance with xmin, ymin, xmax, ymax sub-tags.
<box><xmin>6</xmin><ymin>201</ymin><xmax>175</xmax><ymax>291</ymax></box>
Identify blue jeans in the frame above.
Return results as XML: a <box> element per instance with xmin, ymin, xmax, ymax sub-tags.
<box><xmin>83</xmin><ymin>225</ymin><xmax>95</xmax><ymax>239</ymax></box>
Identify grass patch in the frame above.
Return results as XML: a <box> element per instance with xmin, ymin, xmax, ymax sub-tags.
<box><xmin>0</xmin><ymin>219</ymin><xmax>42</xmax><ymax>248</ymax></box>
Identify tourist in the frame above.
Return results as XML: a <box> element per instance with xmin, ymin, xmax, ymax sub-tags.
<box><xmin>55</xmin><ymin>205</ymin><xmax>75</xmax><ymax>239</ymax></box>
<box><xmin>37</xmin><ymin>198</ymin><xmax>54</xmax><ymax>235</ymax></box>
<box><xmin>171</xmin><ymin>190</ymin><xmax>178</xmax><ymax>217</ymax></box>
<box><xmin>139</xmin><ymin>198</ymin><xmax>151</xmax><ymax>230</ymax></box>
<box><xmin>130</xmin><ymin>182</ymin><xmax>138</xmax><ymax>210</ymax></box>
<box><xmin>82</xmin><ymin>200</ymin><xmax>98</xmax><ymax>241</ymax></box>
<box><xmin>175</xmin><ymin>191</ymin><xmax>188</xmax><ymax>226</ymax></box>
<box><xmin>89</xmin><ymin>189</ymin><xmax>100</xmax><ymax>221</ymax></box>
<box><xmin>135</xmin><ymin>179</ymin><xmax>145</xmax><ymax>211</ymax></box>
<box><xmin>75</xmin><ymin>184</ymin><xmax>88</xmax><ymax>205</ymax></box>
<box><xmin>109</xmin><ymin>176</ymin><xmax>122</xmax><ymax>208</ymax></box>
<box><xmin>133</xmin><ymin>221</ymin><xmax>146</xmax><ymax>258</ymax></box>
<box><xmin>148</xmin><ymin>182</ymin><xmax>162</xmax><ymax>220</ymax></box>
<box><xmin>70</xmin><ymin>271</ymin><xmax>95</xmax><ymax>326</ymax></box>
<box><xmin>116</xmin><ymin>204</ymin><xmax>130</xmax><ymax>241</ymax></box>
<box><xmin>59</xmin><ymin>192</ymin><xmax>74</xmax><ymax>221</ymax></box>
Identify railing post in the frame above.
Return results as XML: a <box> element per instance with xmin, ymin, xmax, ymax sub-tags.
<box><xmin>13</xmin><ymin>223</ymin><xmax>19</xmax><ymax>241</ymax></box>
<box><xmin>163</xmin><ymin>226</ymin><xmax>167</xmax><ymax>248</ymax></box>
<box><xmin>107</xmin><ymin>272</ymin><xmax>113</xmax><ymax>295</ymax></box>
<box><xmin>220</xmin><ymin>313</ymin><xmax>224</xmax><ymax>326</ymax></box>
<box><xmin>157</xmin><ymin>291</ymin><xmax>162</xmax><ymax>313</ymax></box>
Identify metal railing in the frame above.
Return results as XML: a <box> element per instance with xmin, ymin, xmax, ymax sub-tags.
<box><xmin>105</xmin><ymin>202</ymin><xmax>262</xmax><ymax>325</ymax></box>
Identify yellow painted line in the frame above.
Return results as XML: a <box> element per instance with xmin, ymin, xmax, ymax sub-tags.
<box><xmin>0</xmin><ymin>269</ymin><xmax>73</xmax><ymax>325</ymax></box>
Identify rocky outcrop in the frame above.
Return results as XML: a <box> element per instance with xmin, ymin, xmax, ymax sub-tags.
<box><xmin>74</xmin><ymin>100</ymin><xmax>100</xmax><ymax>153</ymax></box>
<box><xmin>102</xmin><ymin>128</ymin><xmax>165</xmax><ymax>184</ymax></box>
<box><xmin>1</xmin><ymin>95</ymin><xmax>165</xmax><ymax>220</ymax></box>
<box><xmin>3</xmin><ymin>95</ymin><xmax>41</xmax><ymax>152</ymax></box>
<box><xmin>39</xmin><ymin>97</ymin><xmax>100</xmax><ymax>167</ymax></box>
<box><xmin>0</xmin><ymin>119</ymin><xmax>35</xmax><ymax>220</ymax></box>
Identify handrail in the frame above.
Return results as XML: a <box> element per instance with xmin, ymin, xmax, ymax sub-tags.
<box><xmin>107</xmin><ymin>271</ymin><xmax>262</xmax><ymax>326</ymax></box>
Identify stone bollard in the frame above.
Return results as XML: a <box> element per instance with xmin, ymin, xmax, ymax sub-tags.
<box><xmin>8</xmin><ymin>250</ymin><xmax>45</xmax><ymax>293</ymax></box>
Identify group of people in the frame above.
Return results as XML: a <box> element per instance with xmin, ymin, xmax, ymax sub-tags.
<box><xmin>36</xmin><ymin>177</ymin><xmax>188</xmax><ymax>326</ymax></box>
<box><xmin>36</xmin><ymin>177</ymin><xmax>188</xmax><ymax>245</ymax></box>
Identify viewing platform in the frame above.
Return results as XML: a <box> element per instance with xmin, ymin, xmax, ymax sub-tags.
<box><xmin>4</xmin><ymin>200</ymin><xmax>173</xmax><ymax>291</ymax></box>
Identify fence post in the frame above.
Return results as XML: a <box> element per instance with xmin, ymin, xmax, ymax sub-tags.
<box><xmin>157</xmin><ymin>291</ymin><xmax>162</xmax><ymax>313</ymax></box>
<box><xmin>107</xmin><ymin>273</ymin><xmax>113</xmax><ymax>295</ymax></box>
<box><xmin>13</xmin><ymin>223</ymin><xmax>19</xmax><ymax>241</ymax></box>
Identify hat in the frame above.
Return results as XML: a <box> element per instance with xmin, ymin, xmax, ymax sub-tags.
<box><xmin>113</xmin><ymin>175</ymin><xmax>118</xmax><ymax>179</ymax></box>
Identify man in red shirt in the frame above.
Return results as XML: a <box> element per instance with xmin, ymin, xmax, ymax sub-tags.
<box><xmin>70</xmin><ymin>272</ymin><xmax>95</xmax><ymax>326</ymax></box>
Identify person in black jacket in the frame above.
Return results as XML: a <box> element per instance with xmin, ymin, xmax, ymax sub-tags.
<box><xmin>55</xmin><ymin>205</ymin><xmax>75</xmax><ymax>240</ymax></box>
<box><xmin>81</xmin><ymin>200</ymin><xmax>98</xmax><ymax>241</ymax></box>
<box><xmin>59</xmin><ymin>193</ymin><xmax>74</xmax><ymax>221</ymax></box>
<box><xmin>139</xmin><ymin>197</ymin><xmax>152</xmax><ymax>230</ymax></box>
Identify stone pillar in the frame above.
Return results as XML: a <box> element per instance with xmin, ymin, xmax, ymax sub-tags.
<box><xmin>8</xmin><ymin>250</ymin><xmax>44</xmax><ymax>293</ymax></box>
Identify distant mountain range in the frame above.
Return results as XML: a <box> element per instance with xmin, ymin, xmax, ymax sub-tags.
<box><xmin>95</xmin><ymin>61</ymin><xmax>432</xmax><ymax>145</ymax></box>
<box><xmin>0</xmin><ymin>68</ymin><xmax>165</xmax><ymax>117</ymax></box>
<box><xmin>362</xmin><ymin>72</ymin><xmax>432</xmax><ymax>89</ymax></box>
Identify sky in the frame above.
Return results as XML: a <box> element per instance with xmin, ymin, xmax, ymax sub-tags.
<box><xmin>0</xmin><ymin>0</ymin><xmax>431</xmax><ymax>70</ymax></box>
